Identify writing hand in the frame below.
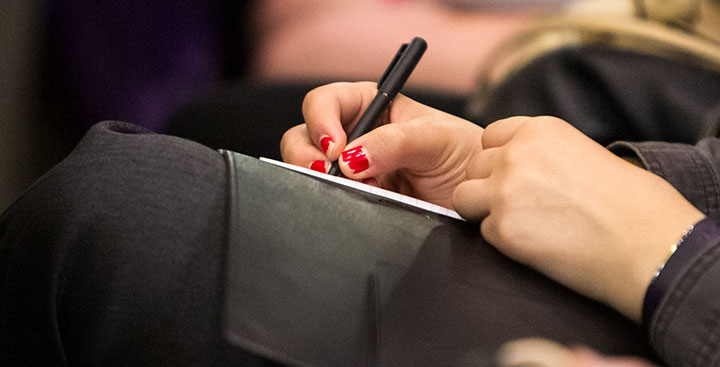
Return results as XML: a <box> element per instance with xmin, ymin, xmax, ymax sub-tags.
<box><xmin>281</xmin><ymin>81</ymin><xmax>483</xmax><ymax>208</ymax></box>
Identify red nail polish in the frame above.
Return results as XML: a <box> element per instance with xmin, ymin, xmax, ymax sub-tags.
<box><xmin>341</xmin><ymin>146</ymin><xmax>369</xmax><ymax>174</ymax></box>
<box><xmin>320</xmin><ymin>136</ymin><xmax>334</xmax><ymax>154</ymax></box>
<box><xmin>309</xmin><ymin>160</ymin><xmax>327</xmax><ymax>173</ymax></box>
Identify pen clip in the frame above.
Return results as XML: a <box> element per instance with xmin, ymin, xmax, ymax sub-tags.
<box><xmin>377</xmin><ymin>43</ymin><xmax>408</xmax><ymax>90</ymax></box>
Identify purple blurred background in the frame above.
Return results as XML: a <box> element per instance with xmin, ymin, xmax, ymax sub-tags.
<box><xmin>42</xmin><ymin>0</ymin><xmax>252</xmax><ymax>135</ymax></box>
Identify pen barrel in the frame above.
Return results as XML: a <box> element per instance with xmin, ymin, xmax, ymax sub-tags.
<box><xmin>347</xmin><ymin>92</ymin><xmax>393</xmax><ymax>143</ymax></box>
<box><xmin>378</xmin><ymin>37</ymin><xmax>426</xmax><ymax>93</ymax></box>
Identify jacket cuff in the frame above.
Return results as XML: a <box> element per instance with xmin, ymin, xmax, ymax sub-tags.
<box><xmin>644</xmin><ymin>216</ymin><xmax>720</xmax><ymax>367</ymax></box>
<box><xmin>608</xmin><ymin>140</ymin><xmax>720</xmax><ymax>215</ymax></box>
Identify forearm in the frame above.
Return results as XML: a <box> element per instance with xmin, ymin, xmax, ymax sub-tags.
<box><xmin>609</xmin><ymin>138</ymin><xmax>720</xmax><ymax>216</ymax></box>
<box><xmin>609</xmin><ymin>138</ymin><xmax>720</xmax><ymax>366</ymax></box>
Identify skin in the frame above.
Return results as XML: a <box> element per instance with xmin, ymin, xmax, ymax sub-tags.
<box><xmin>281</xmin><ymin>81</ymin><xmax>484</xmax><ymax>208</ymax></box>
<box><xmin>453</xmin><ymin>115</ymin><xmax>705</xmax><ymax>322</ymax></box>
<box><xmin>497</xmin><ymin>338</ymin><xmax>657</xmax><ymax>367</ymax></box>
<box><xmin>281</xmin><ymin>81</ymin><xmax>705</xmax><ymax>366</ymax></box>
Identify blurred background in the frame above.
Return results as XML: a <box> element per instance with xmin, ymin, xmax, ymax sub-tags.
<box><xmin>0</xmin><ymin>0</ymin><xmax>575</xmax><ymax>212</ymax></box>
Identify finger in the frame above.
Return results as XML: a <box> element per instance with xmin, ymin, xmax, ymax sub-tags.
<box><xmin>479</xmin><ymin>214</ymin><xmax>501</xmax><ymax>248</ymax></box>
<box><xmin>280</xmin><ymin>124</ymin><xmax>331</xmax><ymax>173</ymax></box>
<box><xmin>302</xmin><ymin>81</ymin><xmax>378</xmax><ymax>160</ymax></box>
<box><xmin>497</xmin><ymin>338</ymin><xmax>656</xmax><ymax>367</ymax></box>
<box><xmin>335</xmin><ymin>117</ymin><xmax>481</xmax><ymax>179</ymax></box>
<box><xmin>464</xmin><ymin>147</ymin><xmax>502</xmax><ymax>180</ymax></box>
<box><xmin>496</xmin><ymin>338</ymin><xmax>576</xmax><ymax>367</ymax></box>
<box><xmin>452</xmin><ymin>179</ymin><xmax>493</xmax><ymax>222</ymax></box>
<box><xmin>481</xmin><ymin>116</ymin><xmax>530</xmax><ymax>149</ymax></box>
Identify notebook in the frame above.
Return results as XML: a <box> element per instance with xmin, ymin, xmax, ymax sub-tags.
<box><xmin>259</xmin><ymin>157</ymin><xmax>464</xmax><ymax>221</ymax></box>
<box><xmin>222</xmin><ymin>151</ymin><xmax>653</xmax><ymax>367</ymax></box>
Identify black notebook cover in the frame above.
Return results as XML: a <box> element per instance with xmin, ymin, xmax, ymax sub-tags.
<box><xmin>220</xmin><ymin>151</ymin><xmax>653</xmax><ymax>367</ymax></box>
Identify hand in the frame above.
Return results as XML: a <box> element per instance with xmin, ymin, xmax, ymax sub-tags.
<box><xmin>453</xmin><ymin>116</ymin><xmax>706</xmax><ymax>321</ymax></box>
<box><xmin>496</xmin><ymin>338</ymin><xmax>657</xmax><ymax>367</ymax></box>
<box><xmin>281</xmin><ymin>81</ymin><xmax>483</xmax><ymax>208</ymax></box>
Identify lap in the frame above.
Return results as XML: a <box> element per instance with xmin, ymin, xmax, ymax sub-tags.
<box><xmin>0</xmin><ymin>121</ymin><xmax>274</xmax><ymax>366</ymax></box>
<box><xmin>0</xmin><ymin>120</ymin><xmax>654</xmax><ymax>366</ymax></box>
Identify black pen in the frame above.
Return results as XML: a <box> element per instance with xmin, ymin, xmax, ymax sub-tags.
<box><xmin>327</xmin><ymin>37</ymin><xmax>427</xmax><ymax>176</ymax></box>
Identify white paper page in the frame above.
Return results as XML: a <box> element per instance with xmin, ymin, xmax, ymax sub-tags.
<box><xmin>260</xmin><ymin>157</ymin><xmax>465</xmax><ymax>221</ymax></box>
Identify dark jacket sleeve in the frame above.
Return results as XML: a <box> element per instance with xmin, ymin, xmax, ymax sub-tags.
<box><xmin>609</xmin><ymin>138</ymin><xmax>720</xmax><ymax>367</ymax></box>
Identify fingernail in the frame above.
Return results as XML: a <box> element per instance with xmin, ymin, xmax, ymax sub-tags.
<box><xmin>320</xmin><ymin>136</ymin><xmax>334</xmax><ymax>155</ymax></box>
<box><xmin>341</xmin><ymin>146</ymin><xmax>369</xmax><ymax>174</ymax></box>
<box><xmin>309</xmin><ymin>160</ymin><xmax>327</xmax><ymax>173</ymax></box>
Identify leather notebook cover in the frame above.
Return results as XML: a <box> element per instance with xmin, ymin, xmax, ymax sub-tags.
<box><xmin>220</xmin><ymin>151</ymin><xmax>653</xmax><ymax>367</ymax></box>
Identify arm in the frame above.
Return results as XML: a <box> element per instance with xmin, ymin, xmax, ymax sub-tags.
<box><xmin>455</xmin><ymin>122</ymin><xmax>720</xmax><ymax>367</ymax></box>
<box><xmin>610</xmin><ymin>138</ymin><xmax>720</xmax><ymax>367</ymax></box>
<box><xmin>281</xmin><ymin>82</ymin><xmax>718</xmax><ymax>366</ymax></box>
<box><xmin>610</xmin><ymin>138</ymin><xmax>720</xmax><ymax>216</ymax></box>
<box><xmin>452</xmin><ymin>116</ymin><xmax>706</xmax><ymax>323</ymax></box>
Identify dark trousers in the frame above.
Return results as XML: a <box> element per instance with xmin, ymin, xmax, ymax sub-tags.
<box><xmin>0</xmin><ymin>122</ymin><xmax>278</xmax><ymax>366</ymax></box>
<box><xmin>0</xmin><ymin>121</ymin><xmax>648</xmax><ymax>367</ymax></box>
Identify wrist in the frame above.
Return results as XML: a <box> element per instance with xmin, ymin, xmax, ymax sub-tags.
<box><xmin>608</xmin><ymin>209</ymin><xmax>705</xmax><ymax>323</ymax></box>
<box><xmin>641</xmin><ymin>215</ymin><xmax>720</xmax><ymax>328</ymax></box>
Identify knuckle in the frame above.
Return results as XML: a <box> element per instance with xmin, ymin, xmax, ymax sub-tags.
<box><xmin>279</xmin><ymin>125</ymin><xmax>306</xmax><ymax>162</ymax></box>
<box><xmin>526</xmin><ymin>115</ymin><xmax>566</xmax><ymax>134</ymax></box>
<box><xmin>493</xmin><ymin>214</ymin><xmax>521</xmax><ymax>248</ymax></box>
<box><xmin>301</xmin><ymin>88</ymin><xmax>321</xmax><ymax>114</ymax></box>
<box><xmin>302</xmin><ymin>83</ymin><xmax>341</xmax><ymax>113</ymax></box>
<box><xmin>482</xmin><ymin>118</ymin><xmax>505</xmax><ymax>140</ymax></box>
<box><xmin>493</xmin><ymin>215</ymin><xmax>513</xmax><ymax>241</ymax></box>
<box><xmin>521</xmin><ymin>117</ymin><xmax>549</xmax><ymax>133</ymax></box>
<box><xmin>279</xmin><ymin>133</ymin><xmax>292</xmax><ymax>160</ymax></box>
<box><xmin>500</xmin><ymin>144</ymin><xmax>527</xmax><ymax>168</ymax></box>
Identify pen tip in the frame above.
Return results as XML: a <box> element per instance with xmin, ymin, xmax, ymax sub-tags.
<box><xmin>327</xmin><ymin>161</ymin><xmax>341</xmax><ymax>176</ymax></box>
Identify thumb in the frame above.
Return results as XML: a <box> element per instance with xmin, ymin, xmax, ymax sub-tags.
<box><xmin>337</xmin><ymin>117</ymin><xmax>473</xmax><ymax>179</ymax></box>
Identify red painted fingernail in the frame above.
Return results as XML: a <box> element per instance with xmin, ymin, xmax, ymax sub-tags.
<box><xmin>309</xmin><ymin>160</ymin><xmax>327</xmax><ymax>173</ymax></box>
<box><xmin>341</xmin><ymin>146</ymin><xmax>369</xmax><ymax>174</ymax></box>
<box><xmin>320</xmin><ymin>136</ymin><xmax>334</xmax><ymax>154</ymax></box>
